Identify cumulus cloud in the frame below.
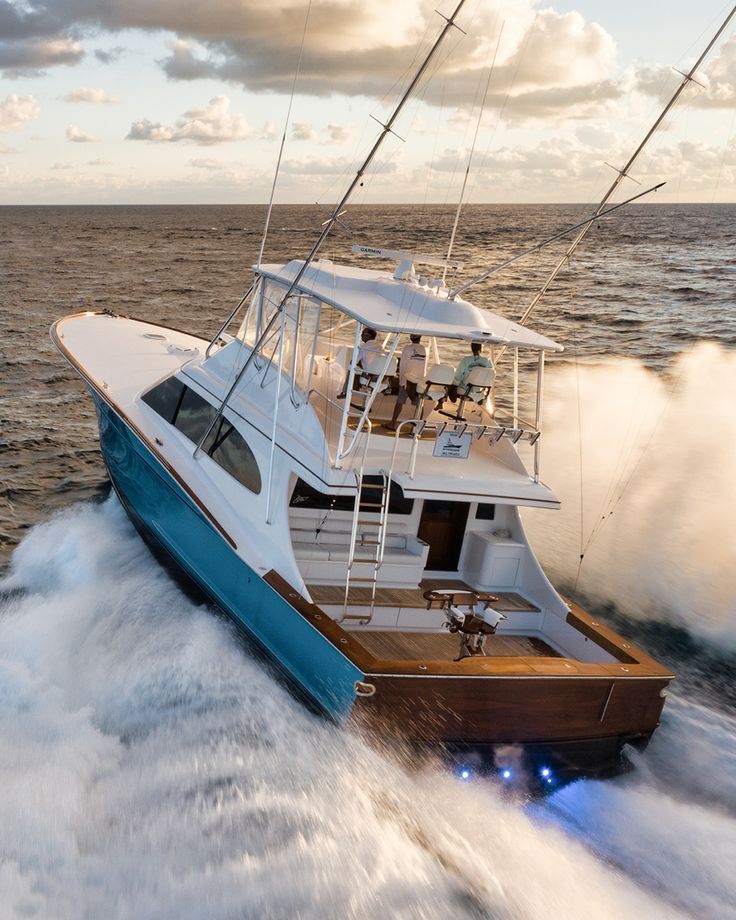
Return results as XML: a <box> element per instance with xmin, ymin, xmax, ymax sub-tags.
<box><xmin>0</xmin><ymin>94</ymin><xmax>41</xmax><ymax>133</ymax></box>
<box><xmin>64</xmin><ymin>87</ymin><xmax>120</xmax><ymax>104</ymax></box>
<box><xmin>291</xmin><ymin>121</ymin><xmax>315</xmax><ymax>141</ymax></box>
<box><xmin>66</xmin><ymin>124</ymin><xmax>98</xmax><ymax>142</ymax></box>
<box><xmin>94</xmin><ymin>46</ymin><xmax>124</xmax><ymax>64</ymax></box>
<box><xmin>0</xmin><ymin>1</ymin><xmax>624</xmax><ymax>119</ymax></box>
<box><xmin>0</xmin><ymin>37</ymin><xmax>82</xmax><ymax>72</ymax></box>
<box><xmin>87</xmin><ymin>157</ymin><xmax>111</xmax><ymax>165</ymax></box>
<box><xmin>327</xmin><ymin>123</ymin><xmax>352</xmax><ymax>144</ymax></box>
<box><xmin>635</xmin><ymin>34</ymin><xmax>736</xmax><ymax>109</ymax></box>
<box><xmin>127</xmin><ymin>95</ymin><xmax>251</xmax><ymax>145</ymax></box>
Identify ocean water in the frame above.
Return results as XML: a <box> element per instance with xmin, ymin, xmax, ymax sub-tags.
<box><xmin>1</xmin><ymin>204</ymin><xmax>735</xmax><ymax>918</ymax></box>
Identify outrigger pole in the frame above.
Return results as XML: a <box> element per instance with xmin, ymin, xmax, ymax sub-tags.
<box><xmin>450</xmin><ymin>181</ymin><xmax>665</xmax><ymax>299</ymax></box>
<box><xmin>195</xmin><ymin>0</ymin><xmax>468</xmax><ymax>460</ymax></box>
<box><xmin>507</xmin><ymin>3</ymin><xmax>736</xmax><ymax>336</ymax></box>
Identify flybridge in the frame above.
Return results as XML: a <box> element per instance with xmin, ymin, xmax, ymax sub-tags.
<box><xmin>351</xmin><ymin>245</ymin><xmax>464</xmax><ymax>282</ymax></box>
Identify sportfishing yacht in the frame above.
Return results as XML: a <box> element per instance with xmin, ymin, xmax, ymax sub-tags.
<box><xmin>51</xmin><ymin>2</ymin><xmax>734</xmax><ymax>784</ymax></box>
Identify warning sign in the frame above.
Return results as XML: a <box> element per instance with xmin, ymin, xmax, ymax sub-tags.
<box><xmin>433</xmin><ymin>430</ymin><xmax>472</xmax><ymax>459</ymax></box>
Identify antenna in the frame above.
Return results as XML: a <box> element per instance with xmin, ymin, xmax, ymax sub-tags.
<box><xmin>442</xmin><ymin>21</ymin><xmax>504</xmax><ymax>285</ymax></box>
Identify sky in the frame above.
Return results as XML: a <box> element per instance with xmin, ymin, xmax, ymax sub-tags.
<box><xmin>1</xmin><ymin>0</ymin><xmax>736</xmax><ymax>204</ymax></box>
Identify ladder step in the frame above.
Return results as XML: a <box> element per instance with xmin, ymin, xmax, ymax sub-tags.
<box><xmin>356</xmin><ymin>519</ymin><xmax>382</xmax><ymax>526</ymax></box>
<box><xmin>357</xmin><ymin>539</ymin><xmax>380</xmax><ymax>545</ymax></box>
<box><xmin>359</xmin><ymin>501</ymin><xmax>384</xmax><ymax>508</ymax></box>
<box><xmin>348</xmin><ymin>576</ymin><xmax>378</xmax><ymax>583</ymax></box>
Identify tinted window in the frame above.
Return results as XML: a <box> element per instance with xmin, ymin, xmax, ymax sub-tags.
<box><xmin>476</xmin><ymin>503</ymin><xmax>496</xmax><ymax>520</ymax></box>
<box><xmin>142</xmin><ymin>380</ymin><xmax>261</xmax><ymax>494</ymax></box>
<box><xmin>142</xmin><ymin>376</ymin><xmax>185</xmax><ymax>422</ymax></box>
<box><xmin>289</xmin><ymin>477</ymin><xmax>413</xmax><ymax>514</ymax></box>
<box><xmin>174</xmin><ymin>387</ymin><xmax>217</xmax><ymax>443</ymax></box>
<box><xmin>205</xmin><ymin>417</ymin><xmax>262</xmax><ymax>494</ymax></box>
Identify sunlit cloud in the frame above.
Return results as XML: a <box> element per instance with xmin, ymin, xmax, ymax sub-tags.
<box><xmin>291</xmin><ymin>122</ymin><xmax>315</xmax><ymax>141</ymax></box>
<box><xmin>0</xmin><ymin>37</ymin><xmax>83</xmax><ymax>73</ymax></box>
<box><xmin>0</xmin><ymin>94</ymin><xmax>41</xmax><ymax>133</ymax></box>
<box><xmin>127</xmin><ymin>95</ymin><xmax>252</xmax><ymax>145</ymax></box>
<box><xmin>66</xmin><ymin>124</ymin><xmax>99</xmax><ymax>142</ymax></box>
<box><xmin>64</xmin><ymin>87</ymin><xmax>120</xmax><ymax>104</ymax></box>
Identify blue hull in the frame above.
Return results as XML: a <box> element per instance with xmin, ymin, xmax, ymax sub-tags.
<box><xmin>92</xmin><ymin>390</ymin><xmax>363</xmax><ymax>719</ymax></box>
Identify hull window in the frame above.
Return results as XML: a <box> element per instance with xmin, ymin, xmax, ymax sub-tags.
<box><xmin>290</xmin><ymin>477</ymin><xmax>413</xmax><ymax>515</ymax></box>
<box><xmin>141</xmin><ymin>378</ymin><xmax>261</xmax><ymax>494</ymax></box>
<box><xmin>475</xmin><ymin>503</ymin><xmax>496</xmax><ymax>520</ymax></box>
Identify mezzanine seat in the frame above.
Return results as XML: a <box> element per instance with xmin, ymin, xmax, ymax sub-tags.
<box><xmin>414</xmin><ymin>364</ymin><xmax>455</xmax><ymax>417</ymax></box>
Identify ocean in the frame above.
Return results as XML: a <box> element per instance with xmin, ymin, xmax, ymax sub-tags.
<box><xmin>1</xmin><ymin>203</ymin><xmax>735</xmax><ymax>918</ymax></box>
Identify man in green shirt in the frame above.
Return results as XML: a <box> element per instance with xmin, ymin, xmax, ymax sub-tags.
<box><xmin>452</xmin><ymin>341</ymin><xmax>493</xmax><ymax>396</ymax></box>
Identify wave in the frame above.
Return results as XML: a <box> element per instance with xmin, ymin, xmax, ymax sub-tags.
<box><xmin>3</xmin><ymin>499</ymin><xmax>733</xmax><ymax>918</ymax></box>
<box><xmin>522</xmin><ymin>342</ymin><xmax>736</xmax><ymax>647</ymax></box>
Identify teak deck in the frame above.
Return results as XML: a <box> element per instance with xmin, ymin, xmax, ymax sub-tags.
<box><xmin>307</xmin><ymin>579</ymin><xmax>541</xmax><ymax>611</ymax></box>
<box><xmin>356</xmin><ymin>630</ymin><xmax>558</xmax><ymax>661</ymax></box>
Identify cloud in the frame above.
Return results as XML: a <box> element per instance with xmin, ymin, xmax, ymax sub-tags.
<box><xmin>0</xmin><ymin>1</ymin><xmax>623</xmax><ymax>119</ymax></box>
<box><xmin>187</xmin><ymin>157</ymin><xmax>224</xmax><ymax>169</ymax></box>
<box><xmin>87</xmin><ymin>157</ymin><xmax>111</xmax><ymax>165</ymax></box>
<box><xmin>50</xmin><ymin>161</ymin><xmax>73</xmax><ymax>170</ymax></box>
<box><xmin>64</xmin><ymin>87</ymin><xmax>120</xmax><ymax>104</ymax></box>
<box><xmin>291</xmin><ymin>121</ymin><xmax>315</xmax><ymax>141</ymax></box>
<box><xmin>635</xmin><ymin>34</ymin><xmax>736</xmax><ymax>109</ymax></box>
<box><xmin>0</xmin><ymin>94</ymin><xmax>41</xmax><ymax>133</ymax></box>
<box><xmin>327</xmin><ymin>123</ymin><xmax>352</xmax><ymax>144</ymax></box>
<box><xmin>127</xmin><ymin>95</ymin><xmax>251</xmax><ymax>145</ymax></box>
<box><xmin>94</xmin><ymin>46</ymin><xmax>125</xmax><ymax>64</ymax></box>
<box><xmin>281</xmin><ymin>155</ymin><xmax>398</xmax><ymax>176</ymax></box>
<box><xmin>0</xmin><ymin>37</ymin><xmax>82</xmax><ymax>72</ymax></box>
<box><xmin>66</xmin><ymin>124</ymin><xmax>98</xmax><ymax>142</ymax></box>
<box><xmin>0</xmin><ymin>143</ymin><xmax>18</xmax><ymax>153</ymax></box>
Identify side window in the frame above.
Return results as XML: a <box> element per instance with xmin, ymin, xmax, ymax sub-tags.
<box><xmin>173</xmin><ymin>387</ymin><xmax>217</xmax><ymax>443</ymax></box>
<box><xmin>142</xmin><ymin>378</ymin><xmax>261</xmax><ymax>495</ymax></box>
<box><xmin>205</xmin><ymin>418</ymin><xmax>262</xmax><ymax>494</ymax></box>
<box><xmin>141</xmin><ymin>376</ymin><xmax>185</xmax><ymax>422</ymax></box>
<box><xmin>476</xmin><ymin>503</ymin><xmax>496</xmax><ymax>520</ymax></box>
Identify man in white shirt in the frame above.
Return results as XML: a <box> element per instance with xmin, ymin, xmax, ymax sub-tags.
<box><xmin>387</xmin><ymin>334</ymin><xmax>426</xmax><ymax>429</ymax></box>
<box><xmin>337</xmin><ymin>327</ymin><xmax>381</xmax><ymax>398</ymax></box>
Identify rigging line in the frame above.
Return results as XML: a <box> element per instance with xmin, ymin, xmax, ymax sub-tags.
<box><xmin>257</xmin><ymin>0</ymin><xmax>312</xmax><ymax>270</ymax></box>
<box><xmin>573</xmin><ymin>331</ymin><xmax>585</xmax><ymax>591</ymax></box>
<box><xmin>443</xmin><ymin>21</ymin><xmax>504</xmax><ymax>285</ymax></box>
<box><xmin>450</xmin><ymin>181</ymin><xmax>665</xmax><ymax>299</ymax></box>
<box><xmin>496</xmin><ymin>3</ymin><xmax>736</xmax><ymax>351</ymax></box>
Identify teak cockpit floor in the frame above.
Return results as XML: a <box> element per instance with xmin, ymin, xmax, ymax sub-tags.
<box><xmin>356</xmin><ymin>631</ymin><xmax>559</xmax><ymax>661</ymax></box>
<box><xmin>306</xmin><ymin>579</ymin><xmax>541</xmax><ymax>612</ymax></box>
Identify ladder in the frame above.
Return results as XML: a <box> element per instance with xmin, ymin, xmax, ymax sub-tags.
<box><xmin>339</xmin><ymin>469</ymin><xmax>390</xmax><ymax>625</ymax></box>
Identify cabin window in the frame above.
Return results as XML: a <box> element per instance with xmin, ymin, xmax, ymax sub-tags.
<box><xmin>475</xmin><ymin>503</ymin><xmax>496</xmax><ymax>520</ymax></box>
<box><xmin>141</xmin><ymin>375</ymin><xmax>185</xmax><ymax>423</ymax></box>
<box><xmin>173</xmin><ymin>386</ymin><xmax>217</xmax><ymax>443</ymax></box>
<box><xmin>204</xmin><ymin>417</ymin><xmax>262</xmax><ymax>494</ymax></box>
<box><xmin>289</xmin><ymin>477</ymin><xmax>413</xmax><ymax>515</ymax></box>
<box><xmin>141</xmin><ymin>378</ymin><xmax>261</xmax><ymax>494</ymax></box>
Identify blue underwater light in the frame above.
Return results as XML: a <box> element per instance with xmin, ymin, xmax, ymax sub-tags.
<box><xmin>540</xmin><ymin>767</ymin><xmax>551</xmax><ymax>778</ymax></box>
<box><xmin>459</xmin><ymin>767</ymin><xmax>471</xmax><ymax>780</ymax></box>
<box><xmin>501</xmin><ymin>769</ymin><xmax>512</xmax><ymax>780</ymax></box>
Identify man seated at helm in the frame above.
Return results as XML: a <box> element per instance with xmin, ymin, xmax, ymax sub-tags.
<box><xmin>386</xmin><ymin>334</ymin><xmax>426</xmax><ymax>429</ymax></box>
<box><xmin>442</xmin><ymin>341</ymin><xmax>494</xmax><ymax>406</ymax></box>
<box><xmin>337</xmin><ymin>327</ymin><xmax>381</xmax><ymax>399</ymax></box>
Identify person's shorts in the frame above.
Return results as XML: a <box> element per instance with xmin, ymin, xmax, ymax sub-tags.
<box><xmin>396</xmin><ymin>381</ymin><xmax>419</xmax><ymax>406</ymax></box>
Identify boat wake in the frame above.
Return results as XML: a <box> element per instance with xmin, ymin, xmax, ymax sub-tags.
<box><xmin>522</xmin><ymin>341</ymin><xmax>736</xmax><ymax>648</ymax></box>
<box><xmin>1</xmin><ymin>497</ymin><xmax>734</xmax><ymax>918</ymax></box>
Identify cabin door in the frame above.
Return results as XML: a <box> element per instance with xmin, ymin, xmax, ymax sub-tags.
<box><xmin>417</xmin><ymin>500</ymin><xmax>470</xmax><ymax>571</ymax></box>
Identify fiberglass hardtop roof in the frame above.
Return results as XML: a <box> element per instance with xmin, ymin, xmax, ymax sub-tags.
<box><xmin>258</xmin><ymin>259</ymin><xmax>563</xmax><ymax>352</ymax></box>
